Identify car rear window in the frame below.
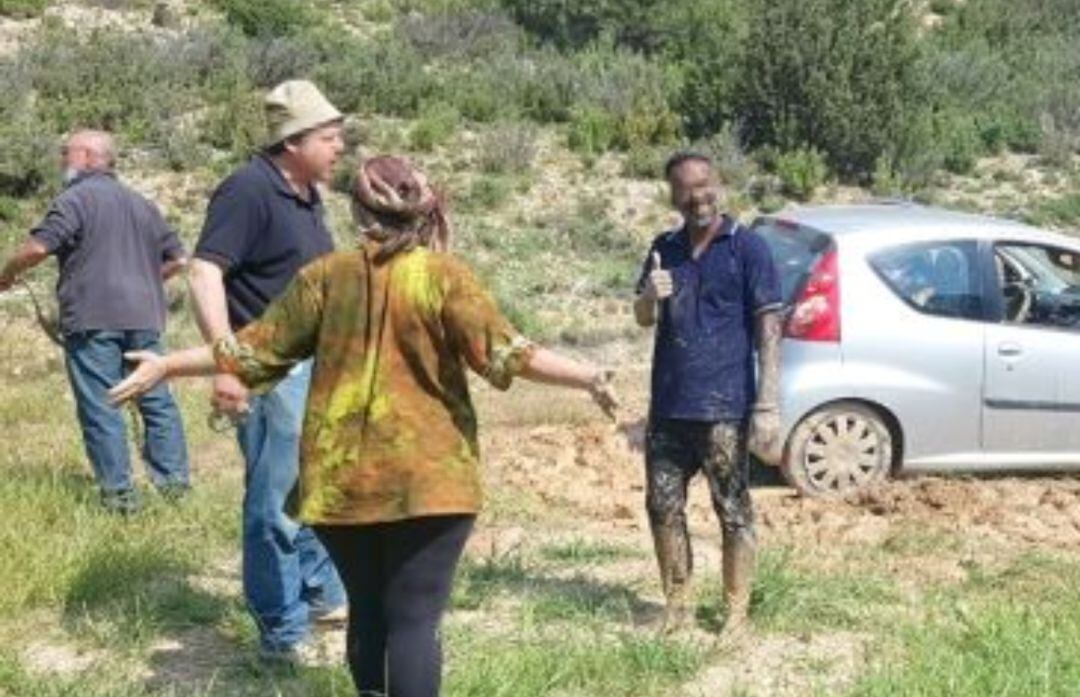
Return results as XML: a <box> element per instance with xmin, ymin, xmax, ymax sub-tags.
<box><xmin>753</xmin><ymin>218</ymin><xmax>833</xmax><ymax>303</ymax></box>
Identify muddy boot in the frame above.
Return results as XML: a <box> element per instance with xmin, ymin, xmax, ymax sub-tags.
<box><xmin>719</xmin><ymin>532</ymin><xmax>755</xmax><ymax>643</ymax></box>
<box><xmin>651</xmin><ymin>521</ymin><xmax>693</xmax><ymax>633</ymax></box>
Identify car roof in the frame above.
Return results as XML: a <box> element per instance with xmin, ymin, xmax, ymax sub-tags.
<box><xmin>758</xmin><ymin>203</ymin><xmax>1079</xmax><ymax>248</ymax></box>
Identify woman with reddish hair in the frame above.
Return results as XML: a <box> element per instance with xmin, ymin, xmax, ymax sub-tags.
<box><xmin>110</xmin><ymin>156</ymin><xmax>617</xmax><ymax>697</ymax></box>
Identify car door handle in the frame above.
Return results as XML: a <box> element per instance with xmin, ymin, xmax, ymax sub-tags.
<box><xmin>997</xmin><ymin>342</ymin><xmax>1023</xmax><ymax>357</ymax></box>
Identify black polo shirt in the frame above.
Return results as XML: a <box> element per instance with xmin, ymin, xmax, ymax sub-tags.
<box><xmin>195</xmin><ymin>155</ymin><xmax>335</xmax><ymax>329</ymax></box>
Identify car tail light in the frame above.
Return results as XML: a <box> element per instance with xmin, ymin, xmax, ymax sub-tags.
<box><xmin>786</xmin><ymin>249</ymin><xmax>840</xmax><ymax>342</ymax></box>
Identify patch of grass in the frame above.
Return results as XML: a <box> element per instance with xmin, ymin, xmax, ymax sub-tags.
<box><xmin>451</xmin><ymin>553</ymin><xmax>530</xmax><ymax>610</ymax></box>
<box><xmin>452</xmin><ymin>551</ymin><xmax>650</xmax><ymax>625</ymax></box>
<box><xmin>537</xmin><ymin>538</ymin><xmax>642</xmax><ymax>564</ymax></box>
<box><xmin>694</xmin><ymin>547</ymin><xmax>899</xmax><ymax>634</ymax></box>
<box><xmin>1027</xmin><ymin>193</ymin><xmax>1080</xmax><ymax>228</ymax></box>
<box><xmin>879</xmin><ymin>527</ymin><xmax>964</xmax><ymax>557</ymax></box>
<box><xmin>522</xmin><ymin>577</ymin><xmax>640</xmax><ymax>623</ymax></box>
<box><xmin>850</xmin><ymin>560</ymin><xmax>1080</xmax><ymax>696</ymax></box>
<box><xmin>445</xmin><ymin>631</ymin><xmax>704</xmax><ymax>697</ymax></box>
<box><xmin>459</xmin><ymin>174</ymin><xmax>514</xmax><ymax>212</ymax></box>
<box><xmin>408</xmin><ymin>102</ymin><xmax>461</xmax><ymax>152</ymax></box>
<box><xmin>477</xmin><ymin>121</ymin><xmax>538</xmax><ymax>174</ymax></box>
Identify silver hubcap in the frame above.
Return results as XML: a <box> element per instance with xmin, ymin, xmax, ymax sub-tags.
<box><xmin>803</xmin><ymin>413</ymin><xmax>887</xmax><ymax>493</ymax></box>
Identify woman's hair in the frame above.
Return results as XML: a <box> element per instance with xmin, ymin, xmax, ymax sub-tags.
<box><xmin>352</xmin><ymin>156</ymin><xmax>450</xmax><ymax>263</ymax></box>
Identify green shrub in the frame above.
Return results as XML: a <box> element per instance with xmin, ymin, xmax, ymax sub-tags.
<box><xmin>1039</xmin><ymin>116</ymin><xmax>1079</xmax><ymax>169</ymax></box>
<box><xmin>938</xmin><ymin>112</ymin><xmax>982</xmax><ymax>175</ymax></box>
<box><xmin>462</xmin><ymin>175</ymin><xmax>513</xmax><ymax>212</ymax></box>
<box><xmin>0</xmin><ymin>0</ymin><xmax>47</xmax><ymax>17</ymax></box>
<box><xmin>501</xmin><ymin>0</ymin><xmax>731</xmax><ymax>54</ymax></box>
<box><xmin>0</xmin><ymin>66</ymin><xmax>53</xmax><ymax>197</ymax></box>
<box><xmin>694</xmin><ymin>124</ymin><xmax>753</xmax><ymax>191</ymax></box>
<box><xmin>739</xmin><ymin>0</ymin><xmax>926</xmax><ymax>180</ymax></box>
<box><xmin>929</xmin><ymin>0</ymin><xmax>957</xmax><ymax>15</ymax></box>
<box><xmin>244</xmin><ymin>35</ymin><xmax>320</xmax><ymax>88</ymax></box>
<box><xmin>567</xmin><ymin>107</ymin><xmax>618</xmax><ymax>155</ymax></box>
<box><xmin>13</xmin><ymin>25</ymin><xmax>255</xmax><ymax>160</ymax></box>
<box><xmin>664</xmin><ymin>1</ymin><xmax>748</xmax><ymax>139</ymax></box>
<box><xmin>775</xmin><ymin>147</ymin><xmax>828</xmax><ymax>202</ymax></box>
<box><xmin>0</xmin><ymin>196</ymin><xmax>21</xmax><ymax>222</ymax></box>
<box><xmin>500</xmin><ymin>0</ymin><xmax>656</xmax><ymax>50</ymax></box>
<box><xmin>398</xmin><ymin>10</ymin><xmax>520</xmax><ymax>61</ymax></box>
<box><xmin>870</xmin><ymin>155</ymin><xmax>905</xmax><ymax>198</ymax></box>
<box><xmin>622</xmin><ymin>146</ymin><xmax>663</xmax><ymax>179</ymax></box>
<box><xmin>152</xmin><ymin>121</ymin><xmax>212</xmax><ymax>173</ymax></box>
<box><xmin>211</xmin><ymin>0</ymin><xmax>320</xmax><ymax>38</ymax></box>
<box><xmin>201</xmin><ymin>89</ymin><xmax>266</xmax><ymax>159</ymax></box>
<box><xmin>510</xmin><ymin>49</ymin><xmax>580</xmax><ymax>123</ymax></box>
<box><xmin>477</xmin><ymin>121</ymin><xmax>538</xmax><ymax>174</ymax></box>
<box><xmin>1029</xmin><ymin>194</ymin><xmax>1080</xmax><ymax>228</ymax></box>
<box><xmin>314</xmin><ymin>35</ymin><xmax>436</xmax><ymax>116</ymax></box>
<box><xmin>617</xmin><ymin>107</ymin><xmax>679</xmax><ymax>150</ymax></box>
<box><xmin>408</xmin><ymin>103</ymin><xmax>460</xmax><ymax>152</ymax></box>
<box><xmin>930</xmin><ymin>0</ymin><xmax>1080</xmax><ymax>162</ymax></box>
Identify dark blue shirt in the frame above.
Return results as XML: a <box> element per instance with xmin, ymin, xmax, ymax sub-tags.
<box><xmin>195</xmin><ymin>155</ymin><xmax>335</xmax><ymax>330</ymax></box>
<box><xmin>637</xmin><ymin>218</ymin><xmax>782</xmax><ymax>422</ymax></box>
<box><xmin>31</xmin><ymin>171</ymin><xmax>185</xmax><ymax>334</ymax></box>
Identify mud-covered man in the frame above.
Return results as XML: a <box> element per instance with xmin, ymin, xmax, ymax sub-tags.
<box><xmin>634</xmin><ymin>151</ymin><xmax>783</xmax><ymax>635</ymax></box>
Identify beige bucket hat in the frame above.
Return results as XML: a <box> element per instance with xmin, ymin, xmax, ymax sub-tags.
<box><xmin>264</xmin><ymin>80</ymin><xmax>342</xmax><ymax>146</ymax></box>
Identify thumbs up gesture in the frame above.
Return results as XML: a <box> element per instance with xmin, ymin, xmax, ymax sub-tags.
<box><xmin>643</xmin><ymin>251</ymin><xmax>674</xmax><ymax>302</ymax></box>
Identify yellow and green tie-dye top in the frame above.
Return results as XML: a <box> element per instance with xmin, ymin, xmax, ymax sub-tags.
<box><xmin>213</xmin><ymin>243</ymin><xmax>535</xmax><ymax>525</ymax></box>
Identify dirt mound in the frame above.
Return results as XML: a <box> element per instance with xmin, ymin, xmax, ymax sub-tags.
<box><xmin>763</xmin><ymin>476</ymin><xmax>1080</xmax><ymax>550</ymax></box>
<box><xmin>483</xmin><ymin>421</ymin><xmax>1080</xmax><ymax>553</ymax></box>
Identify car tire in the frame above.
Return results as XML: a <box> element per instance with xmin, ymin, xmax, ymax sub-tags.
<box><xmin>781</xmin><ymin>402</ymin><xmax>895</xmax><ymax>498</ymax></box>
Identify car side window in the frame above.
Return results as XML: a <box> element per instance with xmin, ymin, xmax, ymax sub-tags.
<box><xmin>994</xmin><ymin>243</ymin><xmax>1080</xmax><ymax>330</ymax></box>
<box><xmin>869</xmin><ymin>240</ymin><xmax>983</xmax><ymax>320</ymax></box>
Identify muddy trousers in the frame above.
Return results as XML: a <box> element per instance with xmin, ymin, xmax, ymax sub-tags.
<box><xmin>315</xmin><ymin>516</ymin><xmax>474</xmax><ymax>697</ymax></box>
<box><xmin>645</xmin><ymin>419</ymin><xmax>756</xmax><ymax>618</ymax></box>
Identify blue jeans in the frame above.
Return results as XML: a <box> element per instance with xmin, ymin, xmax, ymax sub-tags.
<box><xmin>65</xmin><ymin>330</ymin><xmax>189</xmax><ymax>495</ymax></box>
<box><xmin>237</xmin><ymin>360</ymin><xmax>345</xmax><ymax>651</ymax></box>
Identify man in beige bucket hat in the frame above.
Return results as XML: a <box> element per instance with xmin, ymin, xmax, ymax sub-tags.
<box><xmin>188</xmin><ymin>80</ymin><xmax>347</xmax><ymax>664</ymax></box>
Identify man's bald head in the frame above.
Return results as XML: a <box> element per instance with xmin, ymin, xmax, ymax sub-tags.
<box><xmin>63</xmin><ymin>130</ymin><xmax>116</xmax><ymax>173</ymax></box>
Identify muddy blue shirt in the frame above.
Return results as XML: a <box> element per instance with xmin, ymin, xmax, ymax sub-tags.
<box><xmin>194</xmin><ymin>154</ymin><xmax>334</xmax><ymax>330</ymax></box>
<box><xmin>30</xmin><ymin>171</ymin><xmax>185</xmax><ymax>334</ymax></box>
<box><xmin>637</xmin><ymin>217</ymin><xmax>782</xmax><ymax>422</ymax></box>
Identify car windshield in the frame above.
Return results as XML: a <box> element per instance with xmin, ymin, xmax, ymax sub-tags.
<box><xmin>753</xmin><ymin>218</ymin><xmax>832</xmax><ymax>303</ymax></box>
<box><xmin>997</xmin><ymin>246</ymin><xmax>1071</xmax><ymax>294</ymax></box>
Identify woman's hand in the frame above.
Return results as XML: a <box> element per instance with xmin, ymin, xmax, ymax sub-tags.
<box><xmin>108</xmin><ymin>351</ymin><xmax>168</xmax><ymax>405</ymax></box>
<box><xmin>588</xmin><ymin>369</ymin><xmax>619</xmax><ymax>421</ymax></box>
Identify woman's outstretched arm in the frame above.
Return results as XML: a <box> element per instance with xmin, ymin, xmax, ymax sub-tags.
<box><xmin>520</xmin><ymin>347</ymin><xmax>618</xmax><ymax>419</ymax></box>
<box><xmin>108</xmin><ymin>346</ymin><xmax>216</xmax><ymax>405</ymax></box>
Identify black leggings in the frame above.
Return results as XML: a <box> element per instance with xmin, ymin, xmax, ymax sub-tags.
<box><xmin>315</xmin><ymin>515</ymin><xmax>474</xmax><ymax>697</ymax></box>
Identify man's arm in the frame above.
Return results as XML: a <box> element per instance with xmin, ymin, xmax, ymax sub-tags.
<box><xmin>188</xmin><ymin>257</ymin><xmax>250</xmax><ymax>416</ymax></box>
<box><xmin>0</xmin><ymin>238</ymin><xmax>50</xmax><ymax>292</ymax></box>
<box><xmin>754</xmin><ymin>310</ymin><xmax>782</xmax><ymax>411</ymax></box>
<box><xmin>187</xmin><ymin>258</ymin><xmax>232</xmax><ymax>342</ymax></box>
<box><xmin>749</xmin><ymin>309</ymin><xmax>783</xmax><ymax>464</ymax></box>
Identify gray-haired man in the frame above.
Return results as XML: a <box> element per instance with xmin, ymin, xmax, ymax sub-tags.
<box><xmin>0</xmin><ymin>130</ymin><xmax>189</xmax><ymax>514</ymax></box>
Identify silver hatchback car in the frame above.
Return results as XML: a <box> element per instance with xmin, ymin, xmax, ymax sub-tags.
<box><xmin>753</xmin><ymin>204</ymin><xmax>1080</xmax><ymax>497</ymax></box>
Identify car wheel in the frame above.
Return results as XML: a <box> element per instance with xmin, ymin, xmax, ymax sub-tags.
<box><xmin>781</xmin><ymin>402</ymin><xmax>895</xmax><ymax>497</ymax></box>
